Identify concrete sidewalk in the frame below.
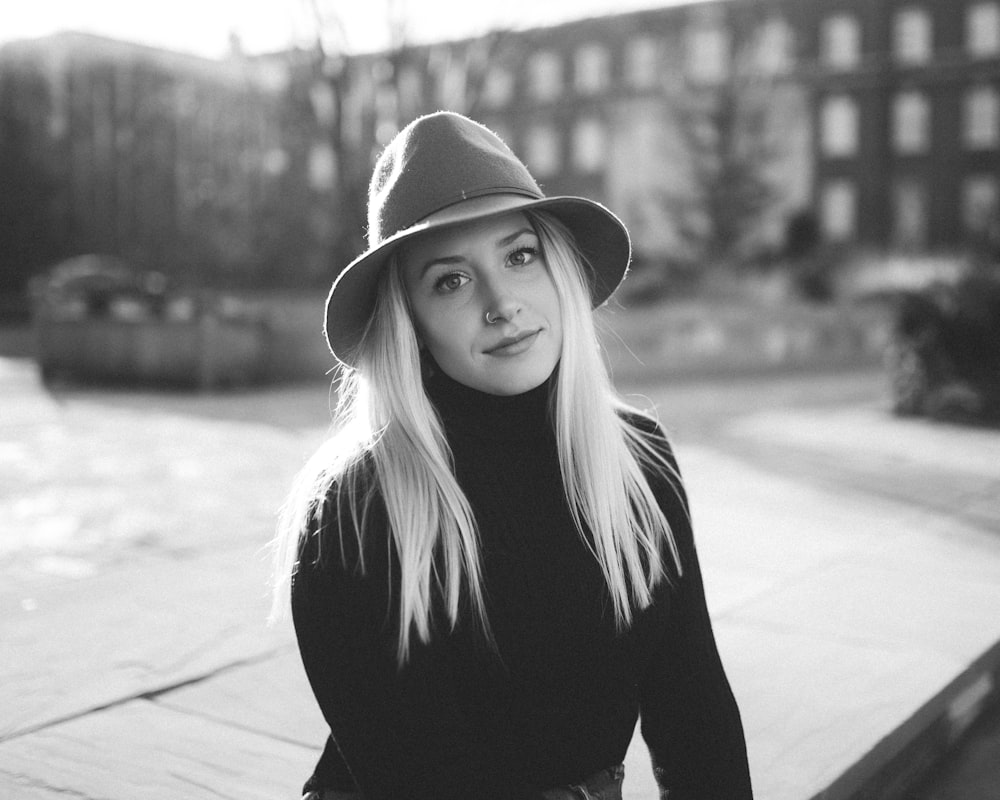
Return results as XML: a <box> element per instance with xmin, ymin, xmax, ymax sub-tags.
<box><xmin>673</xmin><ymin>417</ymin><xmax>1000</xmax><ymax>800</ymax></box>
<box><xmin>1</xmin><ymin>358</ymin><xmax>999</xmax><ymax>799</ymax></box>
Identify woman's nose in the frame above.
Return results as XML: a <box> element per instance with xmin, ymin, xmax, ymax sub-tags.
<box><xmin>481</xmin><ymin>278</ymin><xmax>522</xmax><ymax>323</ymax></box>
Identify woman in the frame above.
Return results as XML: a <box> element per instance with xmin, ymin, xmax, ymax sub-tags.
<box><xmin>271</xmin><ymin>112</ymin><xmax>753</xmax><ymax>800</ymax></box>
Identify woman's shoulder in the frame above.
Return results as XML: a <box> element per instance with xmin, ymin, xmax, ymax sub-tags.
<box><xmin>618</xmin><ymin>407</ymin><xmax>679</xmax><ymax>468</ymax></box>
<box><xmin>296</xmin><ymin>452</ymin><xmax>385</xmax><ymax>578</ymax></box>
<box><xmin>620</xmin><ymin>408</ymin><xmax>666</xmax><ymax>438</ymax></box>
<box><xmin>290</xmin><ymin>455</ymin><xmax>396</xmax><ymax>637</ymax></box>
<box><xmin>618</xmin><ymin>406</ymin><xmax>689</xmax><ymax>519</ymax></box>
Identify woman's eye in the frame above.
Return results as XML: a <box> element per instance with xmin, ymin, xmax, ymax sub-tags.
<box><xmin>434</xmin><ymin>273</ymin><xmax>469</xmax><ymax>293</ymax></box>
<box><xmin>507</xmin><ymin>246</ymin><xmax>539</xmax><ymax>267</ymax></box>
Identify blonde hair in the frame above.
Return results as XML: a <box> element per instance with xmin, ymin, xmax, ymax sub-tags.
<box><xmin>269</xmin><ymin>210</ymin><xmax>683</xmax><ymax>663</ymax></box>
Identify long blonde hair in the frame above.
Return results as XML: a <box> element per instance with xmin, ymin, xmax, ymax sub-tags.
<box><xmin>269</xmin><ymin>210</ymin><xmax>684</xmax><ymax>663</ymax></box>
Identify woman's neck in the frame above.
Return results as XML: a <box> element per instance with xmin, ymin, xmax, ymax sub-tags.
<box><xmin>423</xmin><ymin>366</ymin><xmax>555</xmax><ymax>444</ymax></box>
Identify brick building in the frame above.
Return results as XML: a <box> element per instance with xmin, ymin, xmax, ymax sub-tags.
<box><xmin>806</xmin><ymin>0</ymin><xmax>1000</xmax><ymax>250</ymax></box>
<box><xmin>334</xmin><ymin>0</ymin><xmax>1000</xmax><ymax>259</ymax></box>
<box><xmin>334</xmin><ymin>1</ymin><xmax>813</xmax><ymax>266</ymax></box>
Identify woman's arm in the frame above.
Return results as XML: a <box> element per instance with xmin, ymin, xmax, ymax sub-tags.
<box><xmin>291</xmin><ymin>494</ymin><xmax>547</xmax><ymax>800</ymax></box>
<box><xmin>636</xmin><ymin>433</ymin><xmax>754</xmax><ymax>799</ymax></box>
<box><xmin>302</xmin><ymin>735</ymin><xmax>356</xmax><ymax>796</ymax></box>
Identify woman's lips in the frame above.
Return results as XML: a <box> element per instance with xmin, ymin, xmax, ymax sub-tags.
<box><xmin>484</xmin><ymin>330</ymin><xmax>540</xmax><ymax>356</ymax></box>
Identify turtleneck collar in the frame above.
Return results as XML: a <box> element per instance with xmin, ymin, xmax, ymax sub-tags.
<box><xmin>423</xmin><ymin>365</ymin><xmax>555</xmax><ymax>444</ymax></box>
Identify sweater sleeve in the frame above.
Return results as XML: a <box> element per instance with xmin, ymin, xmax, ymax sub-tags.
<box><xmin>290</xmin><ymin>488</ymin><xmax>548</xmax><ymax>800</ymax></box>
<box><xmin>635</xmin><ymin>423</ymin><xmax>754</xmax><ymax>799</ymax></box>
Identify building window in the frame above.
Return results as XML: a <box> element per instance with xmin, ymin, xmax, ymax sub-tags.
<box><xmin>572</xmin><ymin>117</ymin><xmax>605</xmax><ymax>172</ymax></box>
<box><xmin>374</xmin><ymin>84</ymin><xmax>399</xmax><ymax>146</ymax></box>
<box><xmin>528</xmin><ymin>51</ymin><xmax>562</xmax><ymax>102</ymax></box>
<box><xmin>341</xmin><ymin>64</ymin><xmax>373</xmax><ymax>147</ymax></box>
<box><xmin>309</xmin><ymin>80</ymin><xmax>338</xmax><ymax>129</ymax></box>
<box><xmin>962</xmin><ymin>175</ymin><xmax>999</xmax><ymax>233</ymax></box>
<box><xmin>482</xmin><ymin>67</ymin><xmax>514</xmax><ymax>108</ymax></box>
<box><xmin>755</xmin><ymin>17</ymin><xmax>795</xmax><ymax>74</ymax></box>
<box><xmin>892</xmin><ymin>180</ymin><xmax>928</xmax><ymax>247</ymax></box>
<box><xmin>892</xmin><ymin>91</ymin><xmax>931</xmax><ymax>154</ymax></box>
<box><xmin>308</xmin><ymin>142</ymin><xmax>337</xmax><ymax>191</ymax></box>
<box><xmin>967</xmin><ymin>2</ymin><xmax>1000</xmax><ymax>57</ymax></box>
<box><xmin>397</xmin><ymin>66</ymin><xmax>423</xmax><ymax>119</ymax></box>
<box><xmin>894</xmin><ymin>7</ymin><xmax>933</xmax><ymax>64</ymax></box>
<box><xmin>821</xmin><ymin>14</ymin><xmax>861</xmax><ymax>69</ymax></box>
<box><xmin>575</xmin><ymin>44</ymin><xmax>611</xmax><ymax>94</ymax></box>
<box><xmin>625</xmin><ymin>36</ymin><xmax>659</xmax><ymax>88</ymax></box>
<box><xmin>820</xmin><ymin>95</ymin><xmax>860</xmax><ymax>157</ymax></box>
<box><xmin>525</xmin><ymin>123</ymin><xmax>560</xmax><ymax>176</ymax></box>
<box><xmin>438</xmin><ymin>58</ymin><xmax>467</xmax><ymax>109</ymax></box>
<box><xmin>820</xmin><ymin>180</ymin><xmax>857</xmax><ymax>240</ymax></box>
<box><xmin>963</xmin><ymin>85</ymin><xmax>1000</xmax><ymax>148</ymax></box>
<box><xmin>686</xmin><ymin>24</ymin><xmax>730</xmax><ymax>84</ymax></box>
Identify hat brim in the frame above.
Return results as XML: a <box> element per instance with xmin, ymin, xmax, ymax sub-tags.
<box><xmin>324</xmin><ymin>193</ymin><xmax>631</xmax><ymax>366</ymax></box>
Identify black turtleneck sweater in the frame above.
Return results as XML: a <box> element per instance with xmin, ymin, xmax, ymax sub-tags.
<box><xmin>291</xmin><ymin>371</ymin><xmax>752</xmax><ymax>799</ymax></box>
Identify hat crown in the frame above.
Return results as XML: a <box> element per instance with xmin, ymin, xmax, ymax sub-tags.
<box><xmin>367</xmin><ymin>112</ymin><xmax>543</xmax><ymax>247</ymax></box>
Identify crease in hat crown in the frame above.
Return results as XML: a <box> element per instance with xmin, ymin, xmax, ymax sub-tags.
<box><xmin>324</xmin><ymin>111</ymin><xmax>633</xmax><ymax>367</ymax></box>
<box><xmin>366</xmin><ymin>112</ymin><xmax>543</xmax><ymax>247</ymax></box>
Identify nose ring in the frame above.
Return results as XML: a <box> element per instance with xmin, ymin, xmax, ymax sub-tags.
<box><xmin>485</xmin><ymin>310</ymin><xmax>500</xmax><ymax>324</ymax></box>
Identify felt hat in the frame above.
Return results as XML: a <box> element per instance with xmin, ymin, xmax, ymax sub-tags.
<box><xmin>324</xmin><ymin>111</ymin><xmax>631</xmax><ymax>365</ymax></box>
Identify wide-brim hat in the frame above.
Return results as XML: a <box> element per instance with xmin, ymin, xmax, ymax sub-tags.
<box><xmin>325</xmin><ymin>111</ymin><xmax>632</xmax><ymax>366</ymax></box>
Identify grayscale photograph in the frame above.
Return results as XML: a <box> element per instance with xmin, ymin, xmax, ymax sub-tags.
<box><xmin>2</xmin><ymin>1</ymin><xmax>999</xmax><ymax>798</ymax></box>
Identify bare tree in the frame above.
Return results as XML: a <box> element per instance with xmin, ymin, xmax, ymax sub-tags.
<box><xmin>299</xmin><ymin>0</ymin><xmax>512</xmax><ymax>268</ymax></box>
<box><xmin>659</xmin><ymin>14</ymin><xmax>801</xmax><ymax>270</ymax></box>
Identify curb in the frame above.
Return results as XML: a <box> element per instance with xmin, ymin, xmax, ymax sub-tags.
<box><xmin>0</xmin><ymin>356</ymin><xmax>60</xmax><ymax>427</ymax></box>
<box><xmin>812</xmin><ymin>638</ymin><xmax>1000</xmax><ymax>800</ymax></box>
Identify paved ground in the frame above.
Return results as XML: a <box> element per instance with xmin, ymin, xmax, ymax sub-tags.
<box><xmin>2</xmin><ymin>358</ymin><xmax>999</xmax><ymax>799</ymax></box>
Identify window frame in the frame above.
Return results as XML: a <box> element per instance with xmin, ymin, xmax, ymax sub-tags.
<box><xmin>963</xmin><ymin>85</ymin><xmax>1000</xmax><ymax>150</ymax></box>
<box><xmin>624</xmin><ymin>36</ymin><xmax>660</xmax><ymax>89</ymax></box>
<box><xmin>820</xmin><ymin>179</ymin><xmax>858</xmax><ymax>241</ymax></box>
<box><xmin>525</xmin><ymin>122</ymin><xmax>561</xmax><ymax>176</ymax></box>
<box><xmin>685</xmin><ymin>23</ymin><xmax>730</xmax><ymax>84</ymax></box>
<box><xmin>571</xmin><ymin>117</ymin><xmax>606</xmax><ymax>173</ymax></box>
<box><xmin>893</xmin><ymin>6</ymin><xmax>933</xmax><ymax>65</ymax></box>
<box><xmin>967</xmin><ymin>2</ymin><xmax>1000</xmax><ymax>58</ymax></box>
<box><xmin>821</xmin><ymin>13</ymin><xmax>862</xmax><ymax>70</ymax></box>
<box><xmin>528</xmin><ymin>51</ymin><xmax>563</xmax><ymax>103</ymax></box>
<box><xmin>820</xmin><ymin>94</ymin><xmax>861</xmax><ymax>157</ymax></box>
<box><xmin>574</xmin><ymin>43</ymin><xmax>611</xmax><ymax>94</ymax></box>
<box><xmin>892</xmin><ymin>90</ymin><xmax>932</xmax><ymax>155</ymax></box>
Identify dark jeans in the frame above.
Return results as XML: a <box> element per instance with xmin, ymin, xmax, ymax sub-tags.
<box><xmin>303</xmin><ymin>763</ymin><xmax>625</xmax><ymax>800</ymax></box>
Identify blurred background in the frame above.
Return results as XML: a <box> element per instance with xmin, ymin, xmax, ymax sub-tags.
<box><xmin>2</xmin><ymin>2</ymin><xmax>1000</xmax><ymax>799</ymax></box>
<box><xmin>0</xmin><ymin>0</ymin><xmax>997</xmax><ymax>396</ymax></box>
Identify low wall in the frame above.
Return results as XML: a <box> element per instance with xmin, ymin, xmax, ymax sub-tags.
<box><xmin>15</xmin><ymin>291</ymin><xmax>893</xmax><ymax>387</ymax></box>
<box><xmin>35</xmin><ymin>315</ymin><xmax>267</xmax><ymax>389</ymax></box>
<box><xmin>246</xmin><ymin>292</ymin><xmax>893</xmax><ymax>385</ymax></box>
<box><xmin>599</xmin><ymin>299</ymin><xmax>893</xmax><ymax>383</ymax></box>
<box><xmin>234</xmin><ymin>292</ymin><xmax>336</xmax><ymax>383</ymax></box>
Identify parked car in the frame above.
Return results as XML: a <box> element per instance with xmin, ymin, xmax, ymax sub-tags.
<box><xmin>32</xmin><ymin>255</ymin><xmax>267</xmax><ymax>389</ymax></box>
<box><xmin>886</xmin><ymin>264</ymin><xmax>1000</xmax><ymax>423</ymax></box>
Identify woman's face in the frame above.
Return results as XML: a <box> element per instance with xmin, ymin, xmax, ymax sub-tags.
<box><xmin>400</xmin><ymin>211</ymin><xmax>563</xmax><ymax>396</ymax></box>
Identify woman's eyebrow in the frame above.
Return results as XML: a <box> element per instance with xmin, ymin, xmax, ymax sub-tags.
<box><xmin>496</xmin><ymin>228</ymin><xmax>536</xmax><ymax>248</ymax></box>
<box><xmin>417</xmin><ymin>254</ymin><xmax>464</xmax><ymax>278</ymax></box>
<box><xmin>417</xmin><ymin>228</ymin><xmax>537</xmax><ymax>278</ymax></box>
